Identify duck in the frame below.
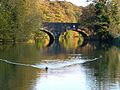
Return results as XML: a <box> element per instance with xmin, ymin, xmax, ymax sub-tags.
<box><xmin>45</xmin><ymin>66</ymin><xmax>48</xmax><ymax>71</ymax></box>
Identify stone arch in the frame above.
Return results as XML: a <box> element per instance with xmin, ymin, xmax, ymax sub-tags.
<box><xmin>39</xmin><ymin>29</ymin><xmax>55</xmax><ymax>47</ymax></box>
<box><xmin>73</xmin><ymin>29</ymin><xmax>89</xmax><ymax>40</ymax></box>
<box><xmin>68</xmin><ymin>29</ymin><xmax>89</xmax><ymax>47</ymax></box>
<box><xmin>59</xmin><ymin>30</ymin><xmax>86</xmax><ymax>48</ymax></box>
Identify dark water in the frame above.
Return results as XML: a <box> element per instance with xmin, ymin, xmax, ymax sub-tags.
<box><xmin>0</xmin><ymin>41</ymin><xmax>120</xmax><ymax>90</ymax></box>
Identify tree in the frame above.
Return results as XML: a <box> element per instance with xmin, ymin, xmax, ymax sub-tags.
<box><xmin>0</xmin><ymin>0</ymin><xmax>43</xmax><ymax>42</ymax></box>
<box><xmin>0</xmin><ymin>0</ymin><xmax>18</xmax><ymax>41</ymax></box>
<box><xmin>80</xmin><ymin>0</ymin><xmax>119</xmax><ymax>40</ymax></box>
<box><xmin>94</xmin><ymin>2</ymin><xmax>111</xmax><ymax>40</ymax></box>
<box><xmin>107</xmin><ymin>1</ymin><xmax>120</xmax><ymax>36</ymax></box>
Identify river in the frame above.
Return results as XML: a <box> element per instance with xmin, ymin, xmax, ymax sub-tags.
<box><xmin>0</xmin><ymin>41</ymin><xmax>120</xmax><ymax>90</ymax></box>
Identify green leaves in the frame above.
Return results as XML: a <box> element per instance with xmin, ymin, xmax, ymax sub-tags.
<box><xmin>80</xmin><ymin>0</ymin><xmax>119</xmax><ymax>40</ymax></box>
<box><xmin>0</xmin><ymin>0</ymin><xmax>43</xmax><ymax>41</ymax></box>
<box><xmin>38</xmin><ymin>1</ymin><xmax>82</xmax><ymax>23</ymax></box>
<box><xmin>95</xmin><ymin>2</ymin><xmax>105</xmax><ymax>10</ymax></box>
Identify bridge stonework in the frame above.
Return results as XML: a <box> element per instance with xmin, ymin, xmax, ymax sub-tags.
<box><xmin>43</xmin><ymin>22</ymin><xmax>90</xmax><ymax>39</ymax></box>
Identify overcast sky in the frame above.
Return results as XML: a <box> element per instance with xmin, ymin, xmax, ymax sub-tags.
<box><xmin>66</xmin><ymin>0</ymin><xmax>92</xmax><ymax>6</ymax></box>
<box><xmin>50</xmin><ymin>0</ymin><xmax>92</xmax><ymax>6</ymax></box>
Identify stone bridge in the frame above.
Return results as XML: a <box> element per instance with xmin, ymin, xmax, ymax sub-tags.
<box><xmin>42</xmin><ymin>22</ymin><xmax>90</xmax><ymax>39</ymax></box>
<box><xmin>38</xmin><ymin>22</ymin><xmax>91</xmax><ymax>46</ymax></box>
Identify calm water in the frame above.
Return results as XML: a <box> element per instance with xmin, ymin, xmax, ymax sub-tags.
<box><xmin>0</xmin><ymin>41</ymin><xmax>120</xmax><ymax>90</ymax></box>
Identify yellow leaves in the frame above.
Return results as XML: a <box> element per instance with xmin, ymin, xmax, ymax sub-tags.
<box><xmin>59</xmin><ymin>30</ymin><xmax>84</xmax><ymax>49</ymax></box>
<box><xmin>36</xmin><ymin>0</ymin><xmax>82</xmax><ymax>23</ymax></box>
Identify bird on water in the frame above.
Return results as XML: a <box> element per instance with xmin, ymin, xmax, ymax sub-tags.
<box><xmin>45</xmin><ymin>66</ymin><xmax>48</xmax><ymax>71</ymax></box>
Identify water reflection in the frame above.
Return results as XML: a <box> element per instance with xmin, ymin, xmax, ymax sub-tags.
<box><xmin>0</xmin><ymin>61</ymin><xmax>43</xmax><ymax>90</ymax></box>
<box><xmin>59</xmin><ymin>30</ymin><xmax>84</xmax><ymax>50</ymax></box>
<box><xmin>35</xmin><ymin>30</ymin><xmax>85</xmax><ymax>49</ymax></box>
<box><xmin>0</xmin><ymin>42</ymin><xmax>120</xmax><ymax>90</ymax></box>
<box><xmin>34</xmin><ymin>65</ymin><xmax>87</xmax><ymax>90</ymax></box>
<box><xmin>82</xmin><ymin>46</ymin><xmax>120</xmax><ymax>90</ymax></box>
<box><xmin>35</xmin><ymin>31</ymin><xmax>50</xmax><ymax>48</ymax></box>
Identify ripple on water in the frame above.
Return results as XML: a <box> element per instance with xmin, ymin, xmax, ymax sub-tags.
<box><xmin>0</xmin><ymin>55</ymin><xmax>102</xmax><ymax>70</ymax></box>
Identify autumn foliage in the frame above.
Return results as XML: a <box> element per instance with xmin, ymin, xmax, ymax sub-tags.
<box><xmin>37</xmin><ymin>0</ymin><xmax>82</xmax><ymax>22</ymax></box>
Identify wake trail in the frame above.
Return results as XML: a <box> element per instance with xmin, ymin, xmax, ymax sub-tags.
<box><xmin>0</xmin><ymin>55</ymin><xmax>102</xmax><ymax>69</ymax></box>
<box><xmin>0</xmin><ymin>59</ymin><xmax>38</xmax><ymax>69</ymax></box>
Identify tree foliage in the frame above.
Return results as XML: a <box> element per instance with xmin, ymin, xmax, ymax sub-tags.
<box><xmin>107</xmin><ymin>1</ymin><xmax>120</xmax><ymax>36</ymax></box>
<box><xmin>80</xmin><ymin>0</ymin><xmax>120</xmax><ymax>40</ymax></box>
<box><xmin>0</xmin><ymin>0</ymin><xmax>43</xmax><ymax>41</ymax></box>
<box><xmin>37</xmin><ymin>0</ymin><xmax>82</xmax><ymax>22</ymax></box>
<box><xmin>0</xmin><ymin>0</ymin><xmax>83</xmax><ymax>42</ymax></box>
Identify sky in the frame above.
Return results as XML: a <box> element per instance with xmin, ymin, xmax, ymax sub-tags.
<box><xmin>66</xmin><ymin>0</ymin><xmax>92</xmax><ymax>6</ymax></box>
<box><xmin>50</xmin><ymin>0</ymin><xmax>92</xmax><ymax>7</ymax></box>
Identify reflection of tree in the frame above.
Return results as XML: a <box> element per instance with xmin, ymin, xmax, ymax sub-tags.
<box><xmin>0</xmin><ymin>44</ymin><xmax>70</xmax><ymax>63</ymax></box>
<box><xmin>0</xmin><ymin>62</ymin><xmax>42</xmax><ymax>90</ymax></box>
<box><xmin>82</xmin><ymin>46</ymin><xmax>120</xmax><ymax>90</ymax></box>
<box><xmin>59</xmin><ymin>30</ymin><xmax>84</xmax><ymax>50</ymax></box>
<box><xmin>35</xmin><ymin>31</ymin><xmax>50</xmax><ymax>48</ymax></box>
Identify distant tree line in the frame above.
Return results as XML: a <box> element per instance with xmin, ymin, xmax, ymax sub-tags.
<box><xmin>0</xmin><ymin>0</ymin><xmax>120</xmax><ymax>43</ymax></box>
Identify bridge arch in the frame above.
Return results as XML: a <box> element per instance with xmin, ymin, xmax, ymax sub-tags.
<box><xmin>39</xmin><ymin>29</ymin><xmax>55</xmax><ymax>47</ymax></box>
<box><xmin>73</xmin><ymin>29</ymin><xmax>89</xmax><ymax>40</ymax></box>
<box><xmin>59</xmin><ymin>29</ymin><xmax>89</xmax><ymax>47</ymax></box>
<box><xmin>70</xmin><ymin>29</ymin><xmax>89</xmax><ymax>48</ymax></box>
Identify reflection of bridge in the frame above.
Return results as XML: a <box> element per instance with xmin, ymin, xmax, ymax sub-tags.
<box><xmin>43</xmin><ymin>22</ymin><xmax>90</xmax><ymax>39</ymax></box>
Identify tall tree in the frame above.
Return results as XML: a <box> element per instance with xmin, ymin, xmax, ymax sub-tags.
<box><xmin>80</xmin><ymin>0</ymin><xmax>119</xmax><ymax>40</ymax></box>
<box><xmin>107</xmin><ymin>0</ymin><xmax>120</xmax><ymax>36</ymax></box>
<box><xmin>0</xmin><ymin>0</ymin><xmax>43</xmax><ymax>41</ymax></box>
